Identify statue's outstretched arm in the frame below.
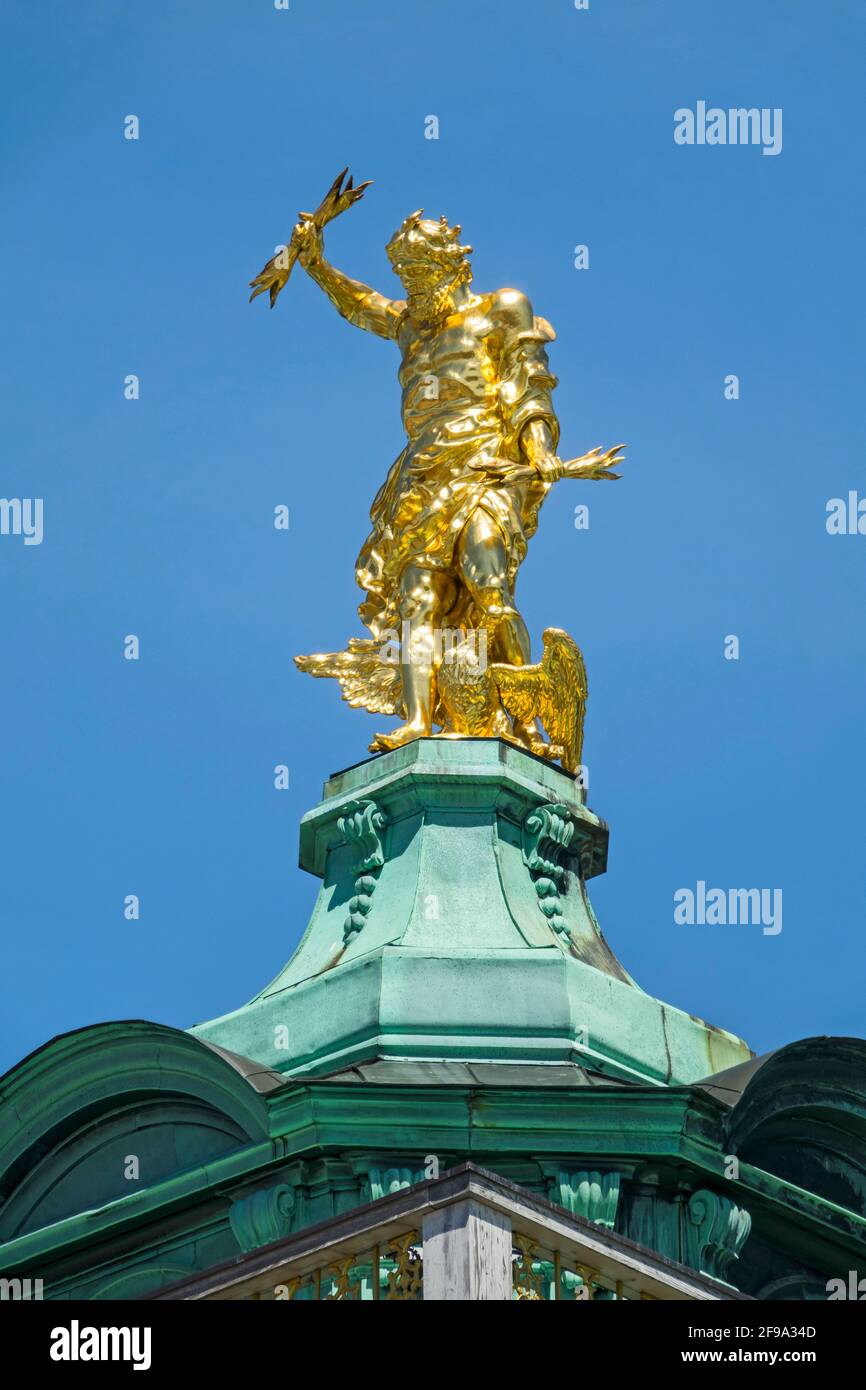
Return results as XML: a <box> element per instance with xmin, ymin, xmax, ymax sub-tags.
<box><xmin>296</xmin><ymin>218</ymin><xmax>404</xmax><ymax>341</ymax></box>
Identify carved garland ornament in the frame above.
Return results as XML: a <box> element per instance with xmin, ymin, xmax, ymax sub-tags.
<box><xmin>337</xmin><ymin>798</ymin><xmax>389</xmax><ymax>945</ymax></box>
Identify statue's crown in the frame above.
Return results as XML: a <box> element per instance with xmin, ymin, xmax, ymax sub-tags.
<box><xmin>386</xmin><ymin>210</ymin><xmax>473</xmax><ymax>271</ymax></box>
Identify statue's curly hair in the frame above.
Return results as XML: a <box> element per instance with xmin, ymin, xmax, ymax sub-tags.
<box><xmin>386</xmin><ymin>211</ymin><xmax>473</xmax><ymax>278</ymax></box>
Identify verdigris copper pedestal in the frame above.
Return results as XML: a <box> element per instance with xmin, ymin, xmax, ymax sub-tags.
<box><xmin>193</xmin><ymin>738</ymin><xmax>751</xmax><ymax>1084</ymax></box>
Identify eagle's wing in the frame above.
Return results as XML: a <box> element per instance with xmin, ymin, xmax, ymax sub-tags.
<box><xmin>537</xmin><ymin>628</ymin><xmax>588</xmax><ymax>772</ymax></box>
<box><xmin>295</xmin><ymin>637</ymin><xmax>402</xmax><ymax>716</ymax></box>
<box><xmin>490</xmin><ymin>659</ymin><xmax>545</xmax><ymax>730</ymax></box>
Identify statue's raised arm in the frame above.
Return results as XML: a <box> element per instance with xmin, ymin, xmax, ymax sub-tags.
<box><xmin>294</xmin><ymin>216</ymin><xmax>405</xmax><ymax>341</ymax></box>
<box><xmin>248</xmin><ymin>167</ymin><xmax>402</xmax><ymax>339</ymax></box>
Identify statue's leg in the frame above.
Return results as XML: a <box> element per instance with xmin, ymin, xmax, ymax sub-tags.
<box><xmin>456</xmin><ymin>508</ymin><xmax>530</xmax><ymax>664</ymax></box>
<box><xmin>370</xmin><ymin>564</ymin><xmax>453</xmax><ymax>752</ymax></box>
<box><xmin>455</xmin><ymin>509</ymin><xmax>540</xmax><ymax>747</ymax></box>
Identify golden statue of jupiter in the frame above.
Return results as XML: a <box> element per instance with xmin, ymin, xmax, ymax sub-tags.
<box><xmin>250</xmin><ymin>170</ymin><xmax>625</xmax><ymax>768</ymax></box>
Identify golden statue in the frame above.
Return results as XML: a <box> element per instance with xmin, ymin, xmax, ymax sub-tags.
<box><xmin>250</xmin><ymin>170</ymin><xmax>625</xmax><ymax>770</ymax></box>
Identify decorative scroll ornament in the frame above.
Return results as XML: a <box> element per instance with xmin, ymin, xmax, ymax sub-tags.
<box><xmin>229</xmin><ymin>1183</ymin><xmax>295</xmax><ymax>1253</ymax></box>
<box><xmin>522</xmin><ymin>801</ymin><xmax>577</xmax><ymax>941</ymax></box>
<box><xmin>337</xmin><ymin>798</ymin><xmax>388</xmax><ymax>944</ymax></box>
<box><xmin>685</xmin><ymin>1189</ymin><xmax>752</xmax><ymax>1283</ymax></box>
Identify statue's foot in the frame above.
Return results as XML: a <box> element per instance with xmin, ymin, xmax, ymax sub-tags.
<box><xmin>509</xmin><ymin>718</ymin><xmax>563</xmax><ymax>765</ymax></box>
<box><xmin>369</xmin><ymin>722</ymin><xmax>428</xmax><ymax>753</ymax></box>
<box><xmin>511</xmin><ymin>719</ymin><xmax>540</xmax><ymax>751</ymax></box>
<box><xmin>531</xmin><ymin>739</ymin><xmax>564</xmax><ymax>763</ymax></box>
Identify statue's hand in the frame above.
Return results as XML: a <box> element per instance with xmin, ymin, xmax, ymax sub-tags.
<box><xmin>517</xmin><ymin>420</ymin><xmax>564</xmax><ymax>484</ymax></box>
<box><xmin>294</xmin><ymin>217</ymin><xmax>324</xmax><ymax>269</ymax></box>
<box><xmin>532</xmin><ymin>452</ymin><xmax>566</xmax><ymax>485</ymax></box>
<box><xmin>249</xmin><ymin>169</ymin><xmax>370</xmax><ymax>310</ymax></box>
<box><xmin>561</xmin><ymin>445</ymin><xmax>626</xmax><ymax>481</ymax></box>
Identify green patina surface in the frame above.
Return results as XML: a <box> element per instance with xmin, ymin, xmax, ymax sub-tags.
<box><xmin>191</xmin><ymin>739</ymin><xmax>751</xmax><ymax>1085</ymax></box>
<box><xmin>0</xmin><ymin>739</ymin><xmax>863</xmax><ymax>1300</ymax></box>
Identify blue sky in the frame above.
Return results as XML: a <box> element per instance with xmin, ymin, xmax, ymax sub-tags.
<box><xmin>1</xmin><ymin>0</ymin><xmax>864</xmax><ymax>1073</ymax></box>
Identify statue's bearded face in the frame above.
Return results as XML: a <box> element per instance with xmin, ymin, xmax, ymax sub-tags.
<box><xmin>387</xmin><ymin>213</ymin><xmax>473</xmax><ymax>324</ymax></box>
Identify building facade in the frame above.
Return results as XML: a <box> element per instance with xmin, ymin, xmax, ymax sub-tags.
<box><xmin>1</xmin><ymin>740</ymin><xmax>864</xmax><ymax>1300</ymax></box>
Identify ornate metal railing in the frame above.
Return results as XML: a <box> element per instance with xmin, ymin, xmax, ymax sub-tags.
<box><xmin>262</xmin><ymin>1233</ymin><xmax>424</xmax><ymax>1301</ymax></box>
<box><xmin>511</xmin><ymin>1236</ymin><xmax>654</xmax><ymax>1300</ymax></box>
<box><xmin>250</xmin><ymin>1232</ymin><xmax>653</xmax><ymax>1301</ymax></box>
